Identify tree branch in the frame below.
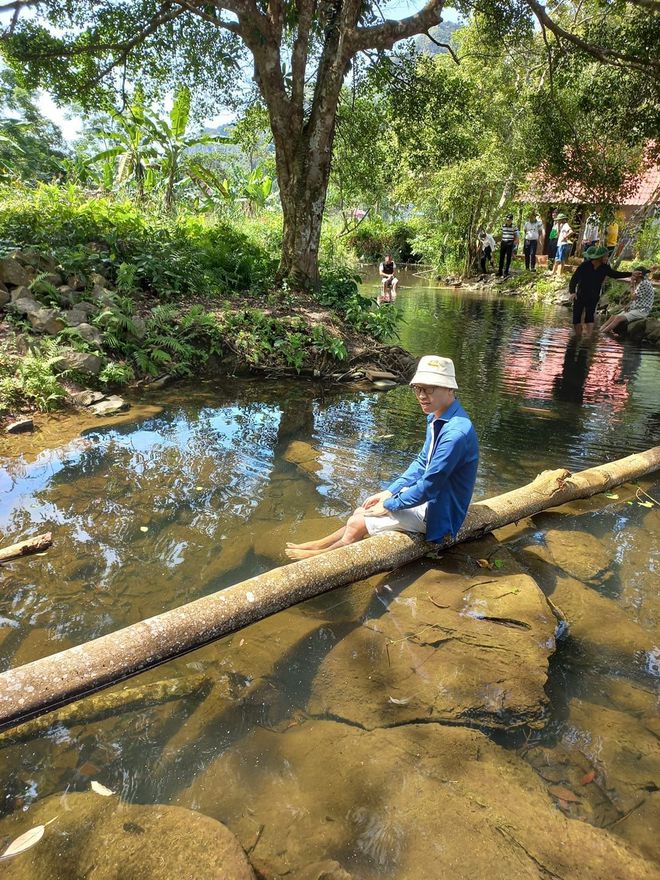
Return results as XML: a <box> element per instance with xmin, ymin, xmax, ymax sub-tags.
<box><xmin>349</xmin><ymin>0</ymin><xmax>445</xmax><ymax>53</ymax></box>
<box><xmin>173</xmin><ymin>0</ymin><xmax>241</xmax><ymax>35</ymax></box>
<box><xmin>425</xmin><ymin>31</ymin><xmax>459</xmax><ymax>63</ymax></box>
<box><xmin>291</xmin><ymin>0</ymin><xmax>316</xmax><ymax>120</ymax></box>
<box><xmin>524</xmin><ymin>0</ymin><xmax>660</xmax><ymax>76</ymax></box>
<box><xmin>18</xmin><ymin>2</ymin><xmax>187</xmax><ymax>64</ymax></box>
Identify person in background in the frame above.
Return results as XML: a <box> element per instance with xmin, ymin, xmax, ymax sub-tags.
<box><xmin>568</xmin><ymin>245</ymin><xmax>631</xmax><ymax>337</ymax></box>
<box><xmin>523</xmin><ymin>211</ymin><xmax>544</xmax><ymax>271</ymax></box>
<box><xmin>605</xmin><ymin>215</ymin><xmax>620</xmax><ymax>258</ymax></box>
<box><xmin>551</xmin><ymin>214</ymin><xmax>574</xmax><ymax>278</ymax></box>
<box><xmin>285</xmin><ymin>356</ymin><xmax>479</xmax><ymax>559</ymax></box>
<box><xmin>497</xmin><ymin>214</ymin><xmax>519</xmax><ymax>278</ymax></box>
<box><xmin>378</xmin><ymin>254</ymin><xmax>398</xmax><ymax>303</ymax></box>
<box><xmin>477</xmin><ymin>229</ymin><xmax>496</xmax><ymax>275</ymax></box>
<box><xmin>582</xmin><ymin>213</ymin><xmax>600</xmax><ymax>255</ymax></box>
<box><xmin>601</xmin><ymin>266</ymin><xmax>655</xmax><ymax>335</ymax></box>
<box><xmin>547</xmin><ymin>211</ymin><xmax>560</xmax><ymax>267</ymax></box>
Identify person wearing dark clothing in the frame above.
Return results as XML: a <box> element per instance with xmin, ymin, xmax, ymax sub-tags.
<box><xmin>497</xmin><ymin>214</ymin><xmax>519</xmax><ymax>278</ymax></box>
<box><xmin>568</xmin><ymin>245</ymin><xmax>631</xmax><ymax>337</ymax></box>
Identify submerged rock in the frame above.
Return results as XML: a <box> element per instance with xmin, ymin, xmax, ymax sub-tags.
<box><xmin>564</xmin><ymin>699</ymin><xmax>660</xmax><ymax>816</ymax></box>
<box><xmin>308</xmin><ymin>536</ymin><xmax>556</xmax><ymax>730</ymax></box>
<box><xmin>0</xmin><ymin>792</ymin><xmax>255</xmax><ymax>880</ymax></box>
<box><xmin>542</xmin><ymin>527</ymin><xmax>612</xmax><ymax>581</ymax></box>
<box><xmin>510</xmin><ymin>540</ymin><xmax>657</xmax><ymax>671</ymax></box>
<box><xmin>283</xmin><ymin>440</ymin><xmax>321</xmax><ymax>476</ymax></box>
<box><xmin>181</xmin><ymin>719</ymin><xmax>657</xmax><ymax>880</ymax></box>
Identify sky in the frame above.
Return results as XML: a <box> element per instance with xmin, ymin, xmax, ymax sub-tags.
<box><xmin>30</xmin><ymin>0</ymin><xmax>459</xmax><ymax>142</ymax></box>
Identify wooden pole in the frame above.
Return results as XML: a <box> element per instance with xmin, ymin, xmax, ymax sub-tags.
<box><xmin>0</xmin><ymin>447</ymin><xmax>658</xmax><ymax>733</ymax></box>
<box><xmin>0</xmin><ymin>532</ymin><xmax>52</xmax><ymax>563</ymax></box>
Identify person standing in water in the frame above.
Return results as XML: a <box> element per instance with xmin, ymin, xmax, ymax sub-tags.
<box><xmin>568</xmin><ymin>245</ymin><xmax>631</xmax><ymax>337</ymax></box>
<box><xmin>378</xmin><ymin>254</ymin><xmax>398</xmax><ymax>303</ymax></box>
<box><xmin>286</xmin><ymin>356</ymin><xmax>479</xmax><ymax>559</ymax></box>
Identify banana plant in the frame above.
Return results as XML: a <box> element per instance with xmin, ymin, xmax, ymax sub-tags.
<box><xmin>149</xmin><ymin>86</ymin><xmax>232</xmax><ymax>211</ymax></box>
<box><xmin>86</xmin><ymin>88</ymin><xmax>159</xmax><ymax>202</ymax></box>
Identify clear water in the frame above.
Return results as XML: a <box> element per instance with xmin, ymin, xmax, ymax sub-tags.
<box><xmin>0</xmin><ymin>278</ymin><xmax>658</xmax><ymax>876</ymax></box>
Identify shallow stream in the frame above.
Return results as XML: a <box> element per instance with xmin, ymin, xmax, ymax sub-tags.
<box><xmin>0</xmin><ymin>275</ymin><xmax>658</xmax><ymax>878</ymax></box>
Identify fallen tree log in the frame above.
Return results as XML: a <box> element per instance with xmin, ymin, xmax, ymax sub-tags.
<box><xmin>0</xmin><ymin>672</ymin><xmax>211</xmax><ymax>748</ymax></box>
<box><xmin>0</xmin><ymin>447</ymin><xmax>658</xmax><ymax>733</ymax></box>
<box><xmin>0</xmin><ymin>532</ymin><xmax>52</xmax><ymax>563</ymax></box>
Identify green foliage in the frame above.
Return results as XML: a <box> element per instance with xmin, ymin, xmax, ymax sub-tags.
<box><xmin>0</xmin><ymin>69</ymin><xmax>67</xmax><ymax>183</ymax></box>
<box><xmin>0</xmin><ymin>338</ymin><xmax>67</xmax><ymax>414</ymax></box>
<box><xmin>98</xmin><ymin>361</ymin><xmax>135</xmax><ymax>386</ymax></box>
<box><xmin>635</xmin><ymin>217</ymin><xmax>660</xmax><ymax>264</ymax></box>
<box><xmin>0</xmin><ymin>182</ymin><xmax>276</xmax><ymax>297</ymax></box>
<box><xmin>346</xmin><ymin>219</ymin><xmax>421</xmax><ymax>263</ymax></box>
<box><xmin>318</xmin><ymin>271</ymin><xmax>399</xmax><ymax>341</ymax></box>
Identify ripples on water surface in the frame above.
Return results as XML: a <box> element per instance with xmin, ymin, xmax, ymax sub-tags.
<box><xmin>0</xmin><ymin>280</ymin><xmax>658</xmax><ymax>877</ymax></box>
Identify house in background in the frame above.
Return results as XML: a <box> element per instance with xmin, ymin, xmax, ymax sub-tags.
<box><xmin>522</xmin><ymin>162</ymin><xmax>660</xmax><ymax>260</ymax></box>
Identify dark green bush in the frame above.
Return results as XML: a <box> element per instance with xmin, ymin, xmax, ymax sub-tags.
<box><xmin>0</xmin><ymin>183</ymin><xmax>277</xmax><ymax>298</ymax></box>
<box><xmin>346</xmin><ymin>218</ymin><xmax>422</xmax><ymax>264</ymax></box>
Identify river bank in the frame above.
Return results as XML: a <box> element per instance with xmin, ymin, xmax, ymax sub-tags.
<box><xmin>460</xmin><ymin>264</ymin><xmax>660</xmax><ymax>348</ymax></box>
<box><xmin>0</xmin><ymin>247</ymin><xmax>416</xmax><ymax>430</ymax></box>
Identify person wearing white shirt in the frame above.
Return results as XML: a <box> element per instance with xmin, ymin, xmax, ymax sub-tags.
<box><xmin>522</xmin><ymin>212</ymin><xmax>544</xmax><ymax>271</ymax></box>
<box><xmin>477</xmin><ymin>230</ymin><xmax>496</xmax><ymax>274</ymax></box>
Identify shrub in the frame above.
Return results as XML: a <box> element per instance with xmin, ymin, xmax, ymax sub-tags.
<box><xmin>0</xmin><ymin>183</ymin><xmax>276</xmax><ymax>299</ymax></box>
<box><xmin>0</xmin><ymin>338</ymin><xmax>68</xmax><ymax>415</ymax></box>
<box><xmin>345</xmin><ymin>218</ymin><xmax>422</xmax><ymax>263</ymax></box>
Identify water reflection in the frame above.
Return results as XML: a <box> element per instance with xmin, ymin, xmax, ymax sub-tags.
<box><xmin>0</xmin><ymin>282</ymin><xmax>658</xmax><ymax>876</ymax></box>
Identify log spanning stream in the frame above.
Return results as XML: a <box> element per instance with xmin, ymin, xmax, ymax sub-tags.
<box><xmin>0</xmin><ymin>286</ymin><xmax>659</xmax><ymax>879</ymax></box>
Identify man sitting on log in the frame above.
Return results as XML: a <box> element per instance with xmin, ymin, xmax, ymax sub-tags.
<box><xmin>286</xmin><ymin>356</ymin><xmax>479</xmax><ymax>559</ymax></box>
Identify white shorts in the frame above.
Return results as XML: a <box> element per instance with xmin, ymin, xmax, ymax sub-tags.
<box><xmin>364</xmin><ymin>503</ymin><xmax>427</xmax><ymax>536</ymax></box>
<box><xmin>621</xmin><ymin>309</ymin><xmax>648</xmax><ymax>322</ymax></box>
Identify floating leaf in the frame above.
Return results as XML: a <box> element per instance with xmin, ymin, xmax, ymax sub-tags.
<box><xmin>604</xmin><ymin>493</ymin><xmax>619</xmax><ymax>500</ymax></box>
<box><xmin>580</xmin><ymin>770</ymin><xmax>596</xmax><ymax>785</ymax></box>
<box><xmin>139</xmin><ymin>526</ymin><xmax>149</xmax><ymax>533</ymax></box>
<box><xmin>626</xmin><ymin>501</ymin><xmax>634</xmax><ymax>505</ymax></box>
<box><xmin>637</xmin><ymin>501</ymin><xmax>653</xmax><ymax>509</ymax></box>
<box><xmin>195</xmin><ymin>486</ymin><xmax>203</xmax><ymax>491</ymax></box>
<box><xmin>493</xmin><ymin>559</ymin><xmax>505</xmax><ymax>570</ymax></box>
<box><xmin>548</xmin><ymin>785</ymin><xmax>581</xmax><ymax>803</ymax></box>
<box><xmin>90</xmin><ymin>781</ymin><xmax>114</xmax><ymax>797</ymax></box>
<box><xmin>476</xmin><ymin>559</ymin><xmax>492</xmax><ymax>569</ymax></box>
<box><xmin>1</xmin><ymin>818</ymin><xmax>56</xmax><ymax>860</ymax></box>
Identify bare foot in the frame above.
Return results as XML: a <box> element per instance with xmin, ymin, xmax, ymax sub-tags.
<box><xmin>285</xmin><ymin>547</ymin><xmax>327</xmax><ymax>560</ymax></box>
<box><xmin>286</xmin><ymin>539</ymin><xmax>325</xmax><ymax>550</ymax></box>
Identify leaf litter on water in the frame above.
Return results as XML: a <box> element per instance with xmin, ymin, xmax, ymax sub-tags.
<box><xmin>1</xmin><ymin>817</ymin><xmax>56</xmax><ymax>860</ymax></box>
<box><xmin>90</xmin><ymin>781</ymin><xmax>114</xmax><ymax>797</ymax></box>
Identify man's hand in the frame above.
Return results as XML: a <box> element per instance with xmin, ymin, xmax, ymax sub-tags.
<box><xmin>362</xmin><ymin>490</ymin><xmax>392</xmax><ymax>509</ymax></box>
<box><xmin>365</xmin><ymin>501</ymin><xmax>389</xmax><ymax>517</ymax></box>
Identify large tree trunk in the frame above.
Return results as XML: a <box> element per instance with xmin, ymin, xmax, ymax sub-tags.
<box><xmin>0</xmin><ymin>447</ymin><xmax>657</xmax><ymax>733</ymax></box>
<box><xmin>277</xmin><ymin>154</ymin><xmax>331</xmax><ymax>288</ymax></box>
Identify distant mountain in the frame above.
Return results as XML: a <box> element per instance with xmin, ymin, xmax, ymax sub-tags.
<box><xmin>415</xmin><ymin>21</ymin><xmax>460</xmax><ymax>55</ymax></box>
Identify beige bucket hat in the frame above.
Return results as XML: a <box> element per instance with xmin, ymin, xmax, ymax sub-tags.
<box><xmin>410</xmin><ymin>356</ymin><xmax>458</xmax><ymax>390</ymax></box>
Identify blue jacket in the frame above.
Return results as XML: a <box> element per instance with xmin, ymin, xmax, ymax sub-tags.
<box><xmin>383</xmin><ymin>399</ymin><xmax>479</xmax><ymax>542</ymax></box>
